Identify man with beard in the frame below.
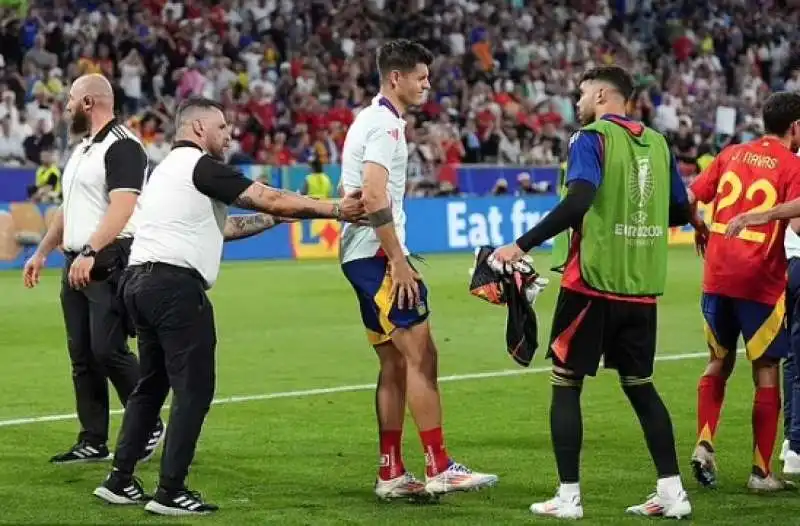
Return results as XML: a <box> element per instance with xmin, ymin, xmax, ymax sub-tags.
<box><xmin>492</xmin><ymin>66</ymin><xmax>693</xmax><ymax>520</ymax></box>
<box><xmin>23</xmin><ymin>74</ymin><xmax>164</xmax><ymax>464</ymax></box>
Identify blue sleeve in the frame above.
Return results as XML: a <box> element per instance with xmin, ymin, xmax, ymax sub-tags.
<box><xmin>668</xmin><ymin>153</ymin><xmax>689</xmax><ymax>206</ymax></box>
<box><xmin>566</xmin><ymin>131</ymin><xmax>603</xmax><ymax>189</ymax></box>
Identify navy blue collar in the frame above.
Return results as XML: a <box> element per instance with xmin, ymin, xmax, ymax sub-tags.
<box><xmin>378</xmin><ymin>96</ymin><xmax>401</xmax><ymax>118</ymax></box>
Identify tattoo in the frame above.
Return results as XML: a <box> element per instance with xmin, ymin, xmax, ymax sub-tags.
<box><xmin>288</xmin><ymin>206</ymin><xmax>335</xmax><ymax>219</ymax></box>
<box><xmin>231</xmin><ymin>183</ymin><xmax>337</xmax><ymax>219</ymax></box>
<box><xmin>223</xmin><ymin>213</ymin><xmax>276</xmax><ymax>241</ymax></box>
<box><xmin>232</xmin><ymin>184</ymin><xmax>271</xmax><ymax>210</ymax></box>
<box><xmin>367</xmin><ymin>207</ymin><xmax>393</xmax><ymax>227</ymax></box>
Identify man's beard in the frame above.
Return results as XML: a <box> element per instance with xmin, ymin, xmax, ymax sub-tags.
<box><xmin>580</xmin><ymin>110</ymin><xmax>595</xmax><ymax>126</ymax></box>
<box><xmin>70</xmin><ymin>107</ymin><xmax>91</xmax><ymax>136</ymax></box>
<box><xmin>207</xmin><ymin>143</ymin><xmax>225</xmax><ymax>160</ymax></box>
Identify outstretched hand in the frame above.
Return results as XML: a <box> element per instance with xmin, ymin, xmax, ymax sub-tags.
<box><xmin>725</xmin><ymin>212</ymin><xmax>769</xmax><ymax>238</ymax></box>
<box><xmin>337</xmin><ymin>190</ymin><xmax>366</xmax><ymax>223</ymax></box>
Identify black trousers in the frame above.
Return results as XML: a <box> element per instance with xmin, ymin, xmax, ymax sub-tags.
<box><xmin>113</xmin><ymin>263</ymin><xmax>216</xmax><ymax>491</ymax></box>
<box><xmin>60</xmin><ymin>242</ymin><xmax>140</xmax><ymax>445</ymax></box>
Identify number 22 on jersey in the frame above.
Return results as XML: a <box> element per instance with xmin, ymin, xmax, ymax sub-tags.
<box><xmin>708</xmin><ymin>170</ymin><xmax>778</xmax><ymax>243</ymax></box>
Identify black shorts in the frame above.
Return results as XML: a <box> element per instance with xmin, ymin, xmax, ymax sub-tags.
<box><xmin>547</xmin><ymin>288</ymin><xmax>657</xmax><ymax>378</ymax></box>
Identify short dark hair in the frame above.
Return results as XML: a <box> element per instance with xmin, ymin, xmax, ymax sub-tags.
<box><xmin>376</xmin><ymin>39</ymin><xmax>434</xmax><ymax>79</ymax></box>
<box><xmin>763</xmin><ymin>91</ymin><xmax>800</xmax><ymax>136</ymax></box>
<box><xmin>175</xmin><ymin>97</ymin><xmax>225</xmax><ymax>126</ymax></box>
<box><xmin>580</xmin><ymin>66</ymin><xmax>635</xmax><ymax>101</ymax></box>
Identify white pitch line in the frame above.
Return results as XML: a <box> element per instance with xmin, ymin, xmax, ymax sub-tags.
<box><xmin>0</xmin><ymin>350</ymin><xmax>715</xmax><ymax>429</ymax></box>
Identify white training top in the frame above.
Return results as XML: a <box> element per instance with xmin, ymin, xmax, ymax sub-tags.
<box><xmin>339</xmin><ymin>95</ymin><xmax>409</xmax><ymax>263</ymax></box>
<box><xmin>128</xmin><ymin>143</ymin><xmax>230</xmax><ymax>288</ymax></box>
<box><xmin>61</xmin><ymin>119</ymin><xmax>146</xmax><ymax>251</ymax></box>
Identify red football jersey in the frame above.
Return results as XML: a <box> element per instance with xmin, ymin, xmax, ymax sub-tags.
<box><xmin>690</xmin><ymin>138</ymin><xmax>800</xmax><ymax>304</ymax></box>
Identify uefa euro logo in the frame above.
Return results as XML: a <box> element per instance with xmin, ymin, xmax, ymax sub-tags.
<box><xmin>289</xmin><ymin>219</ymin><xmax>341</xmax><ymax>259</ymax></box>
<box><xmin>629</xmin><ymin>156</ymin><xmax>653</xmax><ymax>226</ymax></box>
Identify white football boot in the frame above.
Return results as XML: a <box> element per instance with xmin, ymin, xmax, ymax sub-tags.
<box><xmin>530</xmin><ymin>488</ymin><xmax>584</xmax><ymax>520</ymax></box>
<box><xmin>625</xmin><ymin>490</ymin><xmax>692</xmax><ymax>519</ymax></box>
<box><xmin>374</xmin><ymin>471</ymin><xmax>427</xmax><ymax>500</ymax></box>
<box><xmin>424</xmin><ymin>461</ymin><xmax>498</xmax><ymax>495</ymax></box>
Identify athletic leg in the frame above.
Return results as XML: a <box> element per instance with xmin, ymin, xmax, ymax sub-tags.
<box><xmin>692</xmin><ymin>293</ymin><xmax>740</xmax><ymax>487</ymax></box>
<box><xmin>530</xmin><ymin>288</ymin><xmax>608</xmax><ymax>520</ymax></box>
<box><xmin>739</xmin><ymin>296</ymin><xmax>792</xmax><ymax>490</ymax></box>
<box><xmin>341</xmin><ymin>257</ymin><xmax>427</xmax><ymax>498</ymax></box>
<box><xmin>372</xmin><ymin>339</ymin><xmax>427</xmax><ymax>499</ymax></box>
<box><xmin>593</xmin><ymin>300</ymin><xmax>691</xmax><ymax>519</ymax></box>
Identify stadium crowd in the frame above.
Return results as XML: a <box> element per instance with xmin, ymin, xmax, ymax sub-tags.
<box><xmin>1</xmin><ymin>0</ymin><xmax>800</xmax><ymax>196</ymax></box>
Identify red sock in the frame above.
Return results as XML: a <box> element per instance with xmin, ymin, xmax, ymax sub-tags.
<box><xmin>378</xmin><ymin>430</ymin><xmax>405</xmax><ymax>481</ymax></box>
<box><xmin>420</xmin><ymin>427</ymin><xmax>450</xmax><ymax>477</ymax></box>
<box><xmin>697</xmin><ymin>375</ymin><xmax>726</xmax><ymax>448</ymax></box>
<box><xmin>752</xmin><ymin>386</ymin><xmax>781</xmax><ymax>476</ymax></box>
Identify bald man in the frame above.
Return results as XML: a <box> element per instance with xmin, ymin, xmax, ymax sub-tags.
<box><xmin>23</xmin><ymin>74</ymin><xmax>165</xmax><ymax>464</ymax></box>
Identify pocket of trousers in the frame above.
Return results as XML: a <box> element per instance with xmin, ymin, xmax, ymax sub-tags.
<box><xmin>112</xmin><ymin>268</ymin><xmax>137</xmax><ymax>337</ymax></box>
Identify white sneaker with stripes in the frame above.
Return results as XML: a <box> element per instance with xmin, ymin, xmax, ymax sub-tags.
<box><xmin>138</xmin><ymin>418</ymin><xmax>166</xmax><ymax>463</ymax></box>
<box><xmin>93</xmin><ymin>472</ymin><xmax>149</xmax><ymax>505</ymax></box>
<box><xmin>144</xmin><ymin>487</ymin><xmax>219</xmax><ymax>516</ymax></box>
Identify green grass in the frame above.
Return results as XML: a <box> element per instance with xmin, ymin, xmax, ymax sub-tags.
<box><xmin>0</xmin><ymin>246</ymin><xmax>793</xmax><ymax>525</ymax></box>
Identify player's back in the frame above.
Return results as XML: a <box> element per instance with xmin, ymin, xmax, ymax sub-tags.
<box><xmin>691</xmin><ymin>138</ymin><xmax>800</xmax><ymax>304</ymax></box>
<box><xmin>339</xmin><ymin>97</ymin><xmax>409</xmax><ymax>264</ymax></box>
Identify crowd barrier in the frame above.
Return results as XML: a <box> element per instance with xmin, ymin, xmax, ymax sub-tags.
<box><xmin>0</xmin><ymin>196</ymin><xmax>708</xmax><ymax>271</ymax></box>
<box><xmin>0</xmin><ymin>163</ymin><xmax>562</xmax><ymax>201</ymax></box>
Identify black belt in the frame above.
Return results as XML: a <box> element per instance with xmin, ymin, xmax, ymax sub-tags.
<box><xmin>128</xmin><ymin>262</ymin><xmax>208</xmax><ymax>288</ymax></box>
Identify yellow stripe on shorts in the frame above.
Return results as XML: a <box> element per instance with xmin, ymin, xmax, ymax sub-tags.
<box><xmin>746</xmin><ymin>292</ymin><xmax>786</xmax><ymax>361</ymax></box>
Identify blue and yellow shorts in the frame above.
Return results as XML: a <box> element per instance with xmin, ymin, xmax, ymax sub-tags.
<box><xmin>702</xmin><ymin>292</ymin><xmax>788</xmax><ymax>361</ymax></box>
<box><xmin>341</xmin><ymin>256</ymin><xmax>430</xmax><ymax>345</ymax></box>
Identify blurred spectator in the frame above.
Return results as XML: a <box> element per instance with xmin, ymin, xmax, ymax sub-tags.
<box><xmin>515</xmin><ymin>172</ymin><xmax>550</xmax><ymax>195</ymax></box>
<box><xmin>0</xmin><ymin>114</ymin><xmax>26</xmax><ymax>165</ymax></box>
<box><xmin>300</xmin><ymin>156</ymin><xmax>332</xmax><ymax>198</ymax></box>
<box><xmin>2</xmin><ymin>0</ymin><xmax>800</xmax><ymax>199</ymax></box>
<box><xmin>492</xmin><ymin>178</ymin><xmax>509</xmax><ymax>195</ymax></box>
<box><xmin>27</xmin><ymin>148</ymin><xmax>61</xmax><ymax>204</ymax></box>
<box><xmin>146</xmin><ymin>131</ymin><xmax>170</xmax><ymax>166</ymax></box>
<box><xmin>22</xmin><ymin>118</ymin><xmax>55</xmax><ymax>165</ymax></box>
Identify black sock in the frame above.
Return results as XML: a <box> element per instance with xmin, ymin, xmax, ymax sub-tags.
<box><xmin>550</xmin><ymin>372</ymin><xmax>583</xmax><ymax>484</ymax></box>
<box><xmin>622</xmin><ymin>381</ymin><xmax>680</xmax><ymax>478</ymax></box>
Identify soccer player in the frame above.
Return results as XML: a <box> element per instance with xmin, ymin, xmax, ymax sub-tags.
<box><xmin>687</xmin><ymin>91</ymin><xmax>800</xmax><ymax>491</ymax></box>
<box><xmin>493</xmin><ymin>65</ymin><xmax>693</xmax><ymax>518</ymax></box>
<box><xmin>338</xmin><ymin>39</ymin><xmax>498</xmax><ymax>499</ymax></box>
<box><xmin>492</xmin><ymin>65</ymin><xmax>693</xmax><ymax>520</ymax></box>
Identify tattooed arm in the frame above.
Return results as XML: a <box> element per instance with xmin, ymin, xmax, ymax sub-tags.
<box><xmin>223</xmin><ymin>213</ymin><xmax>281</xmax><ymax>241</ymax></box>
<box><xmin>232</xmin><ymin>182</ymin><xmax>341</xmax><ymax>218</ymax></box>
<box><xmin>233</xmin><ymin>182</ymin><xmax>365</xmax><ymax>222</ymax></box>
<box><xmin>191</xmin><ymin>155</ymin><xmax>364</xmax><ymax>222</ymax></box>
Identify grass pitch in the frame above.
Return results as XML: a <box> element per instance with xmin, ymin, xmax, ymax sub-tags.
<box><xmin>0</xmin><ymin>246</ymin><xmax>794</xmax><ymax>525</ymax></box>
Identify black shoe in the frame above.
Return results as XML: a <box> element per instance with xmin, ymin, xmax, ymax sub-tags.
<box><xmin>144</xmin><ymin>487</ymin><xmax>219</xmax><ymax>516</ymax></box>
<box><xmin>139</xmin><ymin>418</ymin><xmax>165</xmax><ymax>463</ymax></box>
<box><xmin>49</xmin><ymin>440</ymin><xmax>112</xmax><ymax>464</ymax></box>
<box><xmin>93</xmin><ymin>471</ymin><xmax>150</xmax><ymax>505</ymax></box>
